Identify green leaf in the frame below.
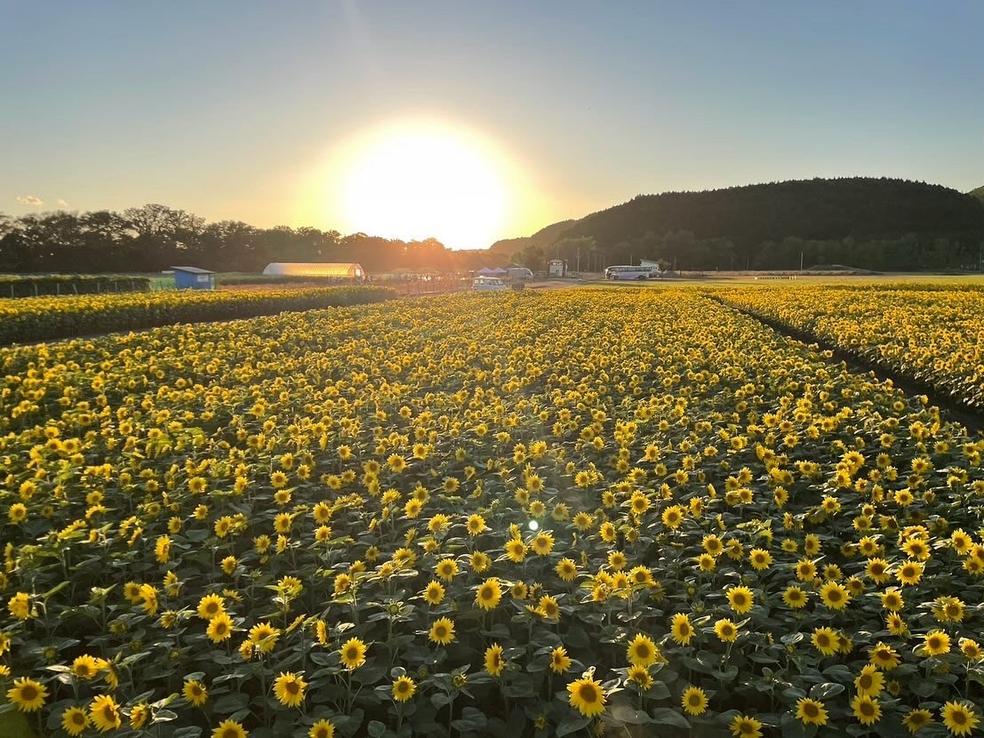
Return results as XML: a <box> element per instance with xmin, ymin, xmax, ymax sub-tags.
<box><xmin>810</xmin><ymin>682</ymin><xmax>844</xmax><ymax>700</ymax></box>
<box><xmin>452</xmin><ymin>707</ymin><xmax>488</xmax><ymax>732</ymax></box>
<box><xmin>556</xmin><ymin>717</ymin><xmax>590</xmax><ymax>736</ymax></box>
<box><xmin>609</xmin><ymin>704</ymin><xmax>652</xmax><ymax>725</ymax></box>
<box><xmin>649</xmin><ymin>708</ymin><xmax>691</xmax><ymax>730</ymax></box>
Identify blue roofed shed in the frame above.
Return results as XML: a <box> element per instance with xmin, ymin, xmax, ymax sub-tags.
<box><xmin>170</xmin><ymin>266</ymin><xmax>216</xmax><ymax>290</ymax></box>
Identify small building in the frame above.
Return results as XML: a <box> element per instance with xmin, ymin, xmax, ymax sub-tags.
<box><xmin>262</xmin><ymin>262</ymin><xmax>365</xmax><ymax>280</ymax></box>
<box><xmin>548</xmin><ymin>258</ymin><xmax>567</xmax><ymax>277</ymax></box>
<box><xmin>170</xmin><ymin>266</ymin><xmax>216</xmax><ymax>290</ymax></box>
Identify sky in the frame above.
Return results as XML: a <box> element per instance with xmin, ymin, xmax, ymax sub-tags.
<box><xmin>2</xmin><ymin>1</ymin><xmax>983</xmax><ymax>249</ymax></box>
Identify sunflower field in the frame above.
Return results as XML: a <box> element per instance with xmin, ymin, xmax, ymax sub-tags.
<box><xmin>720</xmin><ymin>286</ymin><xmax>984</xmax><ymax>410</ymax></box>
<box><xmin>0</xmin><ymin>286</ymin><xmax>395</xmax><ymax>346</ymax></box>
<box><xmin>1</xmin><ymin>288</ymin><xmax>983</xmax><ymax>738</ymax></box>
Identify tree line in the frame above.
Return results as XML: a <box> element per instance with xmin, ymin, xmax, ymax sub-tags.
<box><xmin>0</xmin><ymin>204</ymin><xmax>498</xmax><ymax>275</ymax></box>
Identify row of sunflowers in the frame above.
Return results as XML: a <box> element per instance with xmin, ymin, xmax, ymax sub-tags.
<box><xmin>719</xmin><ymin>286</ymin><xmax>984</xmax><ymax>410</ymax></box>
<box><xmin>1</xmin><ymin>288</ymin><xmax>983</xmax><ymax>737</ymax></box>
<box><xmin>0</xmin><ymin>285</ymin><xmax>395</xmax><ymax>346</ymax></box>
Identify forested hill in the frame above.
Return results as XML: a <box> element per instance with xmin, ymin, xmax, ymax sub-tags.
<box><xmin>509</xmin><ymin>178</ymin><xmax>984</xmax><ymax>272</ymax></box>
<box><xmin>488</xmin><ymin>219</ymin><xmax>575</xmax><ymax>256</ymax></box>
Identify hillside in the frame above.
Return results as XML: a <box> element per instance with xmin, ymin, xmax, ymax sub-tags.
<box><xmin>506</xmin><ymin>178</ymin><xmax>984</xmax><ymax>272</ymax></box>
<box><xmin>970</xmin><ymin>185</ymin><xmax>984</xmax><ymax>204</ymax></box>
<box><xmin>489</xmin><ymin>219</ymin><xmax>575</xmax><ymax>257</ymax></box>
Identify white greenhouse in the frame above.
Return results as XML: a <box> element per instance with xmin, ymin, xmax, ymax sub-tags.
<box><xmin>262</xmin><ymin>262</ymin><xmax>365</xmax><ymax>279</ymax></box>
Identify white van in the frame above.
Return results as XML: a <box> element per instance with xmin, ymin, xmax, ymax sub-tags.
<box><xmin>604</xmin><ymin>265</ymin><xmax>654</xmax><ymax>281</ymax></box>
<box><xmin>472</xmin><ymin>276</ymin><xmax>509</xmax><ymax>292</ymax></box>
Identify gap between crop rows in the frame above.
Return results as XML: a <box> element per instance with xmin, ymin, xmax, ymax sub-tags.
<box><xmin>709</xmin><ymin>294</ymin><xmax>984</xmax><ymax>436</ymax></box>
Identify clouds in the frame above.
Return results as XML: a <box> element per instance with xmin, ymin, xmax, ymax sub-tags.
<box><xmin>13</xmin><ymin>195</ymin><xmax>71</xmax><ymax>209</ymax></box>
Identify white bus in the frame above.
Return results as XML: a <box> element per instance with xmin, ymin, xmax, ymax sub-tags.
<box><xmin>604</xmin><ymin>265</ymin><xmax>655</xmax><ymax>281</ymax></box>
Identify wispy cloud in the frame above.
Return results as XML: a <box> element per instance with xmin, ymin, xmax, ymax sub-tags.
<box><xmin>56</xmin><ymin>198</ymin><xmax>69</xmax><ymax>208</ymax></box>
<box><xmin>16</xmin><ymin>194</ymin><xmax>43</xmax><ymax>207</ymax></box>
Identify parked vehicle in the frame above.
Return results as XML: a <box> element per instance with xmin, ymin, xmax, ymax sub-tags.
<box><xmin>472</xmin><ymin>276</ymin><xmax>509</xmax><ymax>292</ymax></box>
<box><xmin>604</xmin><ymin>265</ymin><xmax>656</xmax><ymax>281</ymax></box>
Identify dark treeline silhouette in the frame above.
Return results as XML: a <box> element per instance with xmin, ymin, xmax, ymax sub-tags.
<box><xmin>504</xmin><ymin>178</ymin><xmax>984</xmax><ymax>272</ymax></box>
<box><xmin>0</xmin><ymin>204</ymin><xmax>499</xmax><ymax>274</ymax></box>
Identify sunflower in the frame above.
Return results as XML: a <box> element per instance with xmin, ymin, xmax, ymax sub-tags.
<box><xmin>729</xmin><ymin>714</ymin><xmax>763</xmax><ymax>737</ymax></box>
<box><xmin>932</xmin><ymin>596</ymin><xmax>966</xmax><ymax>623</ymax></box>
<box><xmin>7</xmin><ymin>677</ymin><xmax>47</xmax><ymax>712</ymax></box>
<box><xmin>748</xmin><ymin>548</ymin><xmax>772</xmax><ymax>570</ymax></box>
<box><xmin>248</xmin><ymin>621</ymin><xmax>281</xmax><ymax>653</ymax></box>
<box><xmin>466</xmin><ymin>514</ymin><xmax>486</xmax><ymax>536</ymax></box>
<box><xmin>902</xmin><ymin>708</ymin><xmax>933</xmax><ymax>734</ymax></box>
<box><xmin>207</xmin><ymin>612</ymin><xmax>234</xmax><ymax>643</ymax></box>
<box><xmin>819</xmin><ymin>580</ymin><xmax>850</xmax><ymax>610</ymax></box>
<box><xmin>714</xmin><ymin>618</ymin><xmax>739</xmax><ymax>642</ymax></box>
<box><xmin>670</xmin><ymin>613</ymin><xmax>694</xmax><ymax>645</ymax></box>
<box><xmin>435</xmin><ymin>558</ymin><xmax>459</xmax><ymax>581</ymax></box>
<box><xmin>811</xmin><ymin>627</ymin><xmax>839</xmax><ymax>656</ymax></box>
<box><xmin>340</xmin><ymin>637</ymin><xmax>368</xmax><ymax>669</ymax></box>
<box><xmin>532</xmin><ymin>531</ymin><xmax>554</xmax><ymax>556</ymax></box>
<box><xmin>423</xmin><ymin>580</ymin><xmax>446</xmax><ymax>605</ymax></box>
<box><xmin>897</xmin><ymin>559</ymin><xmax>925</xmax><ymax>586</ymax></box>
<box><xmin>869</xmin><ymin>642</ymin><xmax>900</xmax><ymax>670</ymax></box>
<box><xmin>866</xmin><ymin>558</ymin><xmax>891</xmax><ymax>583</ymax></box>
<box><xmin>505</xmin><ymin>537</ymin><xmax>527</xmax><ymax>563</ymax></box>
<box><xmin>212</xmin><ymin>719</ymin><xmax>249</xmax><ymax>738</ymax></box>
<box><xmin>960</xmin><ymin>638</ymin><xmax>983</xmax><ymax>661</ymax></box>
<box><xmin>183</xmin><ymin>679</ymin><xmax>208</xmax><ymax>707</ymax></box>
<box><xmin>626</xmin><ymin>634</ymin><xmax>659</xmax><ymax>667</ymax></box>
<box><xmin>794</xmin><ymin>559</ymin><xmax>817</xmax><ymax>581</ymax></box>
<box><xmin>129</xmin><ymin>704</ymin><xmax>149</xmax><ymax>729</ymax></box>
<box><xmin>485</xmin><ymin>643</ymin><xmax>506</xmax><ymax>676</ymax></box>
<box><xmin>392</xmin><ymin>675</ymin><xmax>416</xmax><ymax>702</ymax></box>
<box><xmin>273</xmin><ymin>672</ymin><xmax>307</xmax><ymax>707</ymax></box>
<box><xmin>627</xmin><ymin>664</ymin><xmax>653</xmax><ymax>690</ymax></box>
<box><xmin>854</xmin><ymin>665</ymin><xmax>884</xmax><ymax>697</ymax></box>
<box><xmin>681</xmin><ymin>685</ymin><xmax>708</xmax><ymax>716</ymax></box>
<box><xmin>89</xmin><ymin>694</ymin><xmax>122</xmax><ymax>732</ymax></box>
<box><xmin>782</xmin><ymin>585</ymin><xmax>808</xmax><ymax>609</ymax></box>
<box><xmin>922</xmin><ymin>630</ymin><xmax>951</xmax><ymax>657</ymax></box>
<box><xmin>537</xmin><ymin>594</ymin><xmax>560</xmax><ymax>621</ymax></box>
<box><xmin>8</xmin><ymin>592</ymin><xmax>31</xmax><ymax>620</ymax></box>
<box><xmin>428</xmin><ymin>617</ymin><xmax>455</xmax><ymax>646</ymax></box>
<box><xmin>941</xmin><ymin>702</ymin><xmax>979</xmax><ymax>736</ymax></box>
<box><xmin>475</xmin><ymin>578</ymin><xmax>502</xmax><ymax>610</ymax></box>
<box><xmin>851</xmin><ymin>694</ymin><xmax>881</xmax><ymax>726</ymax></box>
<box><xmin>551</xmin><ymin>646</ymin><xmax>572</xmax><ymax>673</ymax></box>
<box><xmin>309</xmin><ymin>719</ymin><xmax>336</xmax><ymax>738</ymax></box>
<box><xmin>61</xmin><ymin>706</ymin><xmax>89</xmax><ymax>736</ymax></box>
<box><xmin>696</xmin><ymin>553</ymin><xmax>717</xmax><ymax>571</ymax></box>
<box><xmin>702</xmin><ymin>534</ymin><xmax>724</xmax><ymax>556</ymax></box>
<box><xmin>795</xmin><ymin>697</ymin><xmax>828</xmax><ymax>726</ymax></box>
<box><xmin>881</xmin><ymin>588</ymin><xmax>904</xmax><ymax>611</ymax></box>
<box><xmin>71</xmin><ymin>654</ymin><xmax>104</xmax><ymax>680</ymax></box>
<box><xmin>726</xmin><ymin>586</ymin><xmax>754</xmax><ymax>614</ymax></box>
<box><xmin>556</xmin><ymin>558</ymin><xmax>578</xmax><ymax>582</ymax></box>
<box><xmin>567</xmin><ymin>676</ymin><xmax>606</xmax><ymax>717</ymax></box>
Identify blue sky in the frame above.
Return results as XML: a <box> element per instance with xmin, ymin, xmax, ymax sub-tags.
<box><xmin>2</xmin><ymin>1</ymin><xmax>982</xmax><ymax>247</ymax></box>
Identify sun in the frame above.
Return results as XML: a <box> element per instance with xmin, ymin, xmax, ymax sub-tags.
<box><xmin>325</xmin><ymin>119</ymin><xmax>515</xmax><ymax>250</ymax></box>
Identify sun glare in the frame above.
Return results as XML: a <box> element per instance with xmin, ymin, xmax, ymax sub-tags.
<box><xmin>325</xmin><ymin>119</ymin><xmax>516</xmax><ymax>250</ymax></box>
